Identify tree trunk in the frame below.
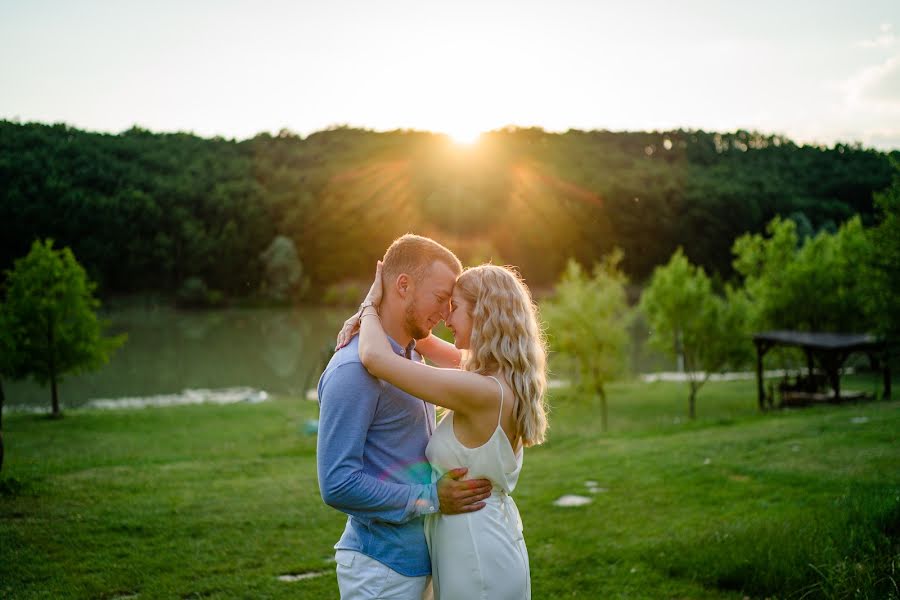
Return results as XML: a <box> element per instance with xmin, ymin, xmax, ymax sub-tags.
<box><xmin>688</xmin><ymin>382</ymin><xmax>697</xmax><ymax>420</ymax></box>
<box><xmin>50</xmin><ymin>375</ymin><xmax>60</xmax><ymax>418</ymax></box>
<box><xmin>675</xmin><ymin>330</ymin><xmax>684</xmax><ymax>373</ymax></box>
<box><xmin>684</xmin><ymin>354</ymin><xmax>698</xmax><ymax>420</ymax></box>
<box><xmin>598</xmin><ymin>387</ymin><xmax>608</xmax><ymax>432</ymax></box>
<box><xmin>755</xmin><ymin>341</ymin><xmax>767</xmax><ymax>411</ymax></box>
<box><xmin>0</xmin><ymin>376</ymin><xmax>5</xmax><ymax>472</ymax></box>
<box><xmin>48</xmin><ymin>316</ymin><xmax>60</xmax><ymax>418</ymax></box>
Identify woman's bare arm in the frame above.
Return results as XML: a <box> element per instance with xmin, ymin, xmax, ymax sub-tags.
<box><xmin>414</xmin><ymin>333</ymin><xmax>463</xmax><ymax>368</ymax></box>
<box><xmin>358</xmin><ymin>308</ymin><xmax>496</xmax><ymax>418</ymax></box>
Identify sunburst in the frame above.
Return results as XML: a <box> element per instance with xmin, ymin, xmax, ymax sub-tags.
<box><xmin>445</xmin><ymin>125</ymin><xmax>483</xmax><ymax>145</ymax></box>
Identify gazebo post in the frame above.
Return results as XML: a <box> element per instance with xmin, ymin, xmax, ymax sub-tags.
<box><xmin>870</xmin><ymin>347</ymin><xmax>892</xmax><ymax>401</ymax></box>
<box><xmin>884</xmin><ymin>358</ymin><xmax>892</xmax><ymax>401</ymax></box>
<box><xmin>821</xmin><ymin>351</ymin><xmax>844</xmax><ymax>402</ymax></box>
<box><xmin>804</xmin><ymin>349</ymin><xmax>815</xmax><ymax>388</ymax></box>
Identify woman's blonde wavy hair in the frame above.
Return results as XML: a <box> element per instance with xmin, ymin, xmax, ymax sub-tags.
<box><xmin>455</xmin><ymin>265</ymin><xmax>548</xmax><ymax>447</ymax></box>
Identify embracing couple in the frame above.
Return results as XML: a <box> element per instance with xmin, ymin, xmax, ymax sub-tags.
<box><xmin>317</xmin><ymin>234</ymin><xmax>548</xmax><ymax>599</ymax></box>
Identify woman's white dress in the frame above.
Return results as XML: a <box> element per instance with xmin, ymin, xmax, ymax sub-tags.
<box><xmin>424</xmin><ymin>377</ymin><xmax>530</xmax><ymax>600</ymax></box>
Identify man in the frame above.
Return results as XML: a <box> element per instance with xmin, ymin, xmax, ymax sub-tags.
<box><xmin>317</xmin><ymin>234</ymin><xmax>493</xmax><ymax>599</ymax></box>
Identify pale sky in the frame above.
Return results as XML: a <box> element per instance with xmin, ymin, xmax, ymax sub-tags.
<box><xmin>2</xmin><ymin>0</ymin><xmax>899</xmax><ymax>148</ymax></box>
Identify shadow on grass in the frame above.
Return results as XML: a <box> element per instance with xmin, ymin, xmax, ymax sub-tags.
<box><xmin>0</xmin><ymin>476</ymin><xmax>24</xmax><ymax>497</ymax></box>
<box><xmin>651</xmin><ymin>488</ymin><xmax>900</xmax><ymax>599</ymax></box>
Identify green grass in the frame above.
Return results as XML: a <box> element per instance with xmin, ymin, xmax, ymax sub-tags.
<box><xmin>2</xmin><ymin>375</ymin><xmax>898</xmax><ymax>599</ymax></box>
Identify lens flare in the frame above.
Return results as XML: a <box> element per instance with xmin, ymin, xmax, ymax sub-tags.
<box><xmin>378</xmin><ymin>459</ymin><xmax>434</xmax><ymax>484</ymax></box>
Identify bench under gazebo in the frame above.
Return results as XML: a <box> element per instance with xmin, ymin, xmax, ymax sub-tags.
<box><xmin>752</xmin><ymin>331</ymin><xmax>891</xmax><ymax>410</ymax></box>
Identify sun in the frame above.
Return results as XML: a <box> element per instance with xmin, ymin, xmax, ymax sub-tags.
<box><xmin>445</xmin><ymin>126</ymin><xmax>484</xmax><ymax>146</ymax></box>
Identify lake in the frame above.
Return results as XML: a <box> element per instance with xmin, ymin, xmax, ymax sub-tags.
<box><xmin>4</xmin><ymin>306</ymin><xmax>348</xmax><ymax>410</ymax></box>
<box><xmin>3</xmin><ymin>306</ymin><xmax>674</xmax><ymax>410</ymax></box>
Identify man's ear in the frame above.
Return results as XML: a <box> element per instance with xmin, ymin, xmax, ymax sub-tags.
<box><xmin>395</xmin><ymin>273</ymin><xmax>412</xmax><ymax>299</ymax></box>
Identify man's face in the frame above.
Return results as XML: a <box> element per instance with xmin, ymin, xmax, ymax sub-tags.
<box><xmin>404</xmin><ymin>261</ymin><xmax>457</xmax><ymax>340</ymax></box>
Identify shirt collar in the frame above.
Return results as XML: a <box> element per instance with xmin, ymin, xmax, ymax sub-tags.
<box><xmin>386</xmin><ymin>335</ymin><xmax>417</xmax><ymax>360</ymax></box>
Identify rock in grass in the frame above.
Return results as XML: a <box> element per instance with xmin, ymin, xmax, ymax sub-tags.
<box><xmin>585</xmin><ymin>481</ymin><xmax>608</xmax><ymax>494</ymax></box>
<box><xmin>553</xmin><ymin>494</ymin><xmax>592</xmax><ymax>507</ymax></box>
<box><xmin>277</xmin><ymin>571</ymin><xmax>328</xmax><ymax>582</ymax></box>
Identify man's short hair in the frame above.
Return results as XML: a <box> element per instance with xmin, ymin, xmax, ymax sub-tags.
<box><xmin>382</xmin><ymin>234</ymin><xmax>462</xmax><ymax>285</ymax></box>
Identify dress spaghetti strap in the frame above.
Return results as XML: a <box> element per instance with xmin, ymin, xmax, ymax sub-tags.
<box><xmin>487</xmin><ymin>375</ymin><xmax>504</xmax><ymax>428</ymax></box>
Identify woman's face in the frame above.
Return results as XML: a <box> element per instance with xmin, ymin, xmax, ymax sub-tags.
<box><xmin>446</xmin><ymin>290</ymin><xmax>473</xmax><ymax>350</ymax></box>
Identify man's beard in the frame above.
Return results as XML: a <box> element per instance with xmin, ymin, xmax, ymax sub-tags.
<box><xmin>404</xmin><ymin>299</ymin><xmax>430</xmax><ymax>340</ymax></box>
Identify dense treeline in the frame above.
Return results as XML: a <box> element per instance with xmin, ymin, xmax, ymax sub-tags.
<box><xmin>1</xmin><ymin>120</ymin><xmax>896</xmax><ymax>297</ymax></box>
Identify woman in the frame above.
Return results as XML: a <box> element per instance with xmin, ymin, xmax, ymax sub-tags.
<box><xmin>341</xmin><ymin>260</ymin><xmax>548</xmax><ymax>599</ymax></box>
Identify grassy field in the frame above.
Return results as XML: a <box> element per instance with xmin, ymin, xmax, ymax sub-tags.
<box><xmin>1</xmin><ymin>375</ymin><xmax>898</xmax><ymax>599</ymax></box>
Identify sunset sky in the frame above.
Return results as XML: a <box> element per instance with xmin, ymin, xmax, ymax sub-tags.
<box><xmin>2</xmin><ymin>0</ymin><xmax>899</xmax><ymax>148</ymax></box>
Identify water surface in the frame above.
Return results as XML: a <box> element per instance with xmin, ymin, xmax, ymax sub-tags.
<box><xmin>4</xmin><ymin>305</ymin><xmax>675</xmax><ymax>411</ymax></box>
<box><xmin>5</xmin><ymin>306</ymin><xmax>346</xmax><ymax>409</ymax></box>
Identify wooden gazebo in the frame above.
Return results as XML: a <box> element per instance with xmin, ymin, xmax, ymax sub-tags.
<box><xmin>752</xmin><ymin>331</ymin><xmax>891</xmax><ymax>410</ymax></box>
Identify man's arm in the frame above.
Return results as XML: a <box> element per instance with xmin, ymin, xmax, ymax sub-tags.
<box><xmin>317</xmin><ymin>362</ymin><xmax>439</xmax><ymax>524</ymax></box>
<box><xmin>317</xmin><ymin>361</ymin><xmax>493</xmax><ymax>522</ymax></box>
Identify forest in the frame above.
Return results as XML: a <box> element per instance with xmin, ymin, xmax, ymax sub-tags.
<box><xmin>1</xmin><ymin>120</ymin><xmax>896</xmax><ymax>299</ymax></box>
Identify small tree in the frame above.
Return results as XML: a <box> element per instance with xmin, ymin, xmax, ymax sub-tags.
<box><xmin>3</xmin><ymin>240</ymin><xmax>125</xmax><ymax>417</ymax></box>
<box><xmin>543</xmin><ymin>252</ymin><xmax>631</xmax><ymax>432</ymax></box>
<box><xmin>639</xmin><ymin>249</ymin><xmax>751</xmax><ymax>419</ymax></box>
<box><xmin>259</xmin><ymin>236</ymin><xmax>309</xmax><ymax>303</ymax></box>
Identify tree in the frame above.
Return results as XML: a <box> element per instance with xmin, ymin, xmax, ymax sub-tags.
<box><xmin>2</xmin><ymin>240</ymin><xmax>125</xmax><ymax>417</ymax></box>
<box><xmin>259</xmin><ymin>236</ymin><xmax>309</xmax><ymax>303</ymax></box>
<box><xmin>2</xmin><ymin>120</ymin><xmax>895</xmax><ymax>296</ymax></box>
<box><xmin>862</xmin><ymin>166</ymin><xmax>900</xmax><ymax>351</ymax></box>
<box><xmin>732</xmin><ymin>216</ymin><xmax>871</xmax><ymax>333</ymax></box>
<box><xmin>542</xmin><ymin>252</ymin><xmax>631</xmax><ymax>432</ymax></box>
<box><xmin>639</xmin><ymin>249</ymin><xmax>752</xmax><ymax>419</ymax></box>
<box><xmin>0</xmin><ymin>302</ymin><xmax>12</xmax><ymax>472</ymax></box>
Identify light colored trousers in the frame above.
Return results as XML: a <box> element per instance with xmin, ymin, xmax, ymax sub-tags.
<box><xmin>335</xmin><ymin>550</ymin><xmax>433</xmax><ymax>600</ymax></box>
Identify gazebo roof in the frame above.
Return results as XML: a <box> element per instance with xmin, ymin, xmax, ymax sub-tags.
<box><xmin>752</xmin><ymin>330</ymin><xmax>882</xmax><ymax>352</ymax></box>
